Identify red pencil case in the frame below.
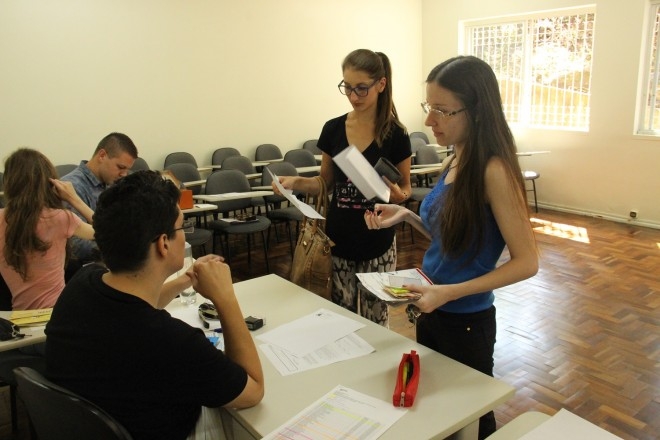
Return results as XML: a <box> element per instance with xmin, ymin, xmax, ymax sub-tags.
<box><xmin>393</xmin><ymin>350</ymin><xmax>420</xmax><ymax>407</ymax></box>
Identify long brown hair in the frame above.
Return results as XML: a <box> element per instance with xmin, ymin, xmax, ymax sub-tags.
<box><xmin>342</xmin><ymin>49</ymin><xmax>407</xmax><ymax>146</ymax></box>
<box><xmin>3</xmin><ymin>148</ymin><xmax>63</xmax><ymax>280</ymax></box>
<box><xmin>427</xmin><ymin>56</ymin><xmax>527</xmax><ymax>258</ymax></box>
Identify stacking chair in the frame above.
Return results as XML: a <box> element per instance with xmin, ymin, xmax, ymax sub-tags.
<box><xmin>409</xmin><ymin>131</ymin><xmax>430</xmax><ymax>144</ymax></box>
<box><xmin>221</xmin><ymin>156</ymin><xmax>264</xmax><ymax>213</ymax></box>
<box><xmin>410</xmin><ymin>137</ymin><xmax>427</xmax><ymax>161</ymax></box>
<box><xmin>165</xmin><ymin>163</ymin><xmax>203</xmax><ymax>195</ymax></box>
<box><xmin>55</xmin><ymin>164</ymin><xmax>77</xmax><ymax>178</ymax></box>
<box><xmin>283</xmin><ymin>149</ymin><xmax>318</xmax><ymax>177</ymax></box>
<box><xmin>302</xmin><ymin>139</ymin><xmax>322</xmax><ymax>155</ymax></box>
<box><xmin>205</xmin><ymin>170</ymin><xmax>271</xmax><ymax>274</ymax></box>
<box><xmin>211</xmin><ymin>147</ymin><xmax>241</xmax><ymax>168</ymax></box>
<box><xmin>14</xmin><ymin>367</ymin><xmax>133</xmax><ymax>440</ymax></box>
<box><xmin>165</xmin><ymin>163</ymin><xmax>213</xmax><ymax>253</ymax></box>
<box><xmin>413</xmin><ymin>145</ymin><xmax>442</xmax><ymax>187</ymax></box>
<box><xmin>163</xmin><ymin>152</ymin><xmax>197</xmax><ymax>169</ymax></box>
<box><xmin>254</xmin><ymin>144</ymin><xmax>283</xmax><ymax>162</ymax></box>
<box><xmin>523</xmin><ymin>170</ymin><xmax>540</xmax><ymax>213</ymax></box>
<box><xmin>130</xmin><ymin>157</ymin><xmax>150</xmax><ymax>172</ymax></box>
<box><xmin>0</xmin><ymin>274</ymin><xmax>46</xmax><ymax>434</ymax></box>
<box><xmin>261</xmin><ymin>162</ymin><xmax>304</xmax><ymax>256</ymax></box>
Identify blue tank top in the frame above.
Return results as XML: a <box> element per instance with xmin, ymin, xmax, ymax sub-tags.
<box><xmin>419</xmin><ymin>170</ymin><xmax>505</xmax><ymax>313</ymax></box>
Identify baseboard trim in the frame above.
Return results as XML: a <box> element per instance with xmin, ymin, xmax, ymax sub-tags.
<box><xmin>536</xmin><ymin>203</ymin><xmax>660</xmax><ymax>230</ymax></box>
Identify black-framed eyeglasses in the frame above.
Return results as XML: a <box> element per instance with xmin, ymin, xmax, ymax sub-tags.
<box><xmin>151</xmin><ymin>219</ymin><xmax>195</xmax><ymax>242</ymax></box>
<box><xmin>421</xmin><ymin>102</ymin><xmax>467</xmax><ymax>119</ymax></box>
<box><xmin>338</xmin><ymin>79</ymin><xmax>379</xmax><ymax>97</ymax></box>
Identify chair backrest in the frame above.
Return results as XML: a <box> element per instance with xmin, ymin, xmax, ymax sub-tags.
<box><xmin>164</xmin><ymin>163</ymin><xmax>202</xmax><ymax>195</ymax></box>
<box><xmin>204</xmin><ymin>170</ymin><xmax>252</xmax><ymax>213</ymax></box>
<box><xmin>409</xmin><ymin>131</ymin><xmax>430</xmax><ymax>144</ymax></box>
<box><xmin>55</xmin><ymin>164</ymin><xmax>78</xmax><ymax>178</ymax></box>
<box><xmin>130</xmin><ymin>157</ymin><xmax>150</xmax><ymax>172</ymax></box>
<box><xmin>415</xmin><ymin>145</ymin><xmax>441</xmax><ymax>165</ymax></box>
<box><xmin>283</xmin><ymin>149</ymin><xmax>317</xmax><ymax>168</ymax></box>
<box><xmin>254</xmin><ymin>144</ymin><xmax>283</xmax><ymax>161</ymax></box>
<box><xmin>302</xmin><ymin>139</ymin><xmax>322</xmax><ymax>155</ymax></box>
<box><xmin>163</xmin><ymin>152</ymin><xmax>197</xmax><ymax>169</ymax></box>
<box><xmin>221</xmin><ymin>156</ymin><xmax>259</xmax><ymax>187</ymax></box>
<box><xmin>261</xmin><ymin>162</ymin><xmax>299</xmax><ymax>204</ymax></box>
<box><xmin>14</xmin><ymin>367</ymin><xmax>133</xmax><ymax>440</ymax></box>
<box><xmin>410</xmin><ymin>137</ymin><xmax>427</xmax><ymax>156</ymax></box>
<box><xmin>211</xmin><ymin>147</ymin><xmax>241</xmax><ymax>166</ymax></box>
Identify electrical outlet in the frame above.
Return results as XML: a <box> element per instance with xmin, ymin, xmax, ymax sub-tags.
<box><xmin>629</xmin><ymin>210</ymin><xmax>638</xmax><ymax>219</ymax></box>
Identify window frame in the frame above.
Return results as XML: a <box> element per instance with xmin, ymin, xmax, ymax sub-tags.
<box><xmin>637</xmin><ymin>1</ymin><xmax>660</xmax><ymax>136</ymax></box>
<box><xmin>460</xmin><ymin>6</ymin><xmax>596</xmax><ymax>132</ymax></box>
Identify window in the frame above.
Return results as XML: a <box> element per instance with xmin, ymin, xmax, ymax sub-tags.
<box><xmin>463</xmin><ymin>8</ymin><xmax>595</xmax><ymax>130</ymax></box>
<box><xmin>638</xmin><ymin>2</ymin><xmax>660</xmax><ymax>135</ymax></box>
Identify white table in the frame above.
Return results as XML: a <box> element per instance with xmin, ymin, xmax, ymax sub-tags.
<box><xmin>182</xmin><ymin>179</ymin><xmax>206</xmax><ymax>188</ymax></box>
<box><xmin>193</xmin><ymin>191</ymin><xmax>273</xmax><ymax>202</ymax></box>
<box><xmin>410</xmin><ymin>166</ymin><xmax>443</xmax><ymax>176</ymax></box>
<box><xmin>172</xmin><ymin>274</ymin><xmax>514</xmax><ymax>440</ymax></box>
<box><xmin>181</xmin><ymin>203</ymin><xmax>217</xmax><ymax>215</ymax></box>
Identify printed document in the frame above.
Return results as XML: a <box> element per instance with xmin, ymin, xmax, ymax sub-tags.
<box><xmin>262</xmin><ymin>385</ymin><xmax>406</xmax><ymax>440</ymax></box>
<box><xmin>268</xmin><ymin>169</ymin><xmax>324</xmax><ymax>219</ymax></box>
<box><xmin>259</xmin><ymin>332</ymin><xmax>374</xmax><ymax>376</ymax></box>
<box><xmin>256</xmin><ymin>308</ymin><xmax>364</xmax><ymax>357</ymax></box>
<box><xmin>333</xmin><ymin>146</ymin><xmax>391</xmax><ymax>201</ymax></box>
<box><xmin>356</xmin><ymin>268</ymin><xmax>433</xmax><ymax>304</ymax></box>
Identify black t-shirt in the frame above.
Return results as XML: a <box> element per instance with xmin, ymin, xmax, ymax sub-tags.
<box><xmin>318</xmin><ymin>114</ymin><xmax>411</xmax><ymax>261</ymax></box>
<box><xmin>45</xmin><ymin>264</ymin><xmax>248</xmax><ymax>440</ymax></box>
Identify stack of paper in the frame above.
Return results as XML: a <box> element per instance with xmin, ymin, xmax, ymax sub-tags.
<box><xmin>256</xmin><ymin>308</ymin><xmax>375</xmax><ymax>376</ymax></box>
<box><xmin>10</xmin><ymin>308</ymin><xmax>52</xmax><ymax>326</ymax></box>
<box><xmin>357</xmin><ymin>268</ymin><xmax>433</xmax><ymax>304</ymax></box>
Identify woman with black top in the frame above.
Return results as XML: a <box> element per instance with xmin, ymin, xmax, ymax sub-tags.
<box><xmin>274</xmin><ymin>49</ymin><xmax>411</xmax><ymax>326</ymax></box>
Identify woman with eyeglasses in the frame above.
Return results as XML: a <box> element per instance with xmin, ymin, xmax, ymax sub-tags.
<box><xmin>364</xmin><ymin>56</ymin><xmax>538</xmax><ymax>439</ymax></box>
<box><xmin>274</xmin><ymin>49</ymin><xmax>411</xmax><ymax>326</ymax></box>
<box><xmin>0</xmin><ymin>148</ymin><xmax>96</xmax><ymax>311</ymax></box>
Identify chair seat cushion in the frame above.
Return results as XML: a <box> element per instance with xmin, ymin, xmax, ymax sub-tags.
<box><xmin>185</xmin><ymin>229</ymin><xmax>213</xmax><ymax>247</ymax></box>
<box><xmin>267</xmin><ymin>206</ymin><xmax>304</xmax><ymax>221</ymax></box>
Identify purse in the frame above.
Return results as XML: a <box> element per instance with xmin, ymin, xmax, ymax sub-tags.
<box><xmin>290</xmin><ymin>176</ymin><xmax>335</xmax><ymax>300</ymax></box>
<box><xmin>0</xmin><ymin>317</ymin><xmax>24</xmax><ymax>341</ymax></box>
<box><xmin>393</xmin><ymin>350</ymin><xmax>420</xmax><ymax>407</ymax></box>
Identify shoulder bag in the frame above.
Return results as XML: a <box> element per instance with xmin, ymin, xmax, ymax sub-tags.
<box><xmin>290</xmin><ymin>176</ymin><xmax>335</xmax><ymax>300</ymax></box>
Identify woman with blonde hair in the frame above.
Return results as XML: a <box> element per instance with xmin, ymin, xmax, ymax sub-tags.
<box><xmin>0</xmin><ymin>148</ymin><xmax>94</xmax><ymax>310</ymax></box>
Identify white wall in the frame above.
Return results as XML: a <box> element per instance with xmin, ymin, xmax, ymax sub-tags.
<box><xmin>0</xmin><ymin>0</ymin><xmax>424</xmax><ymax>168</ymax></box>
<box><xmin>2</xmin><ymin>0</ymin><xmax>659</xmax><ymax>227</ymax></box>
<box><xmin>422</xmin><ymin>0</ymin><xmax>660</xmax><ymax>228</ymax></box>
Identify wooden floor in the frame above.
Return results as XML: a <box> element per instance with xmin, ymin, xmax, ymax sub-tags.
<box><xmin>1</xmin><ymin>208</ymin><xmax>658</xmax><ymax>439</ymax></box>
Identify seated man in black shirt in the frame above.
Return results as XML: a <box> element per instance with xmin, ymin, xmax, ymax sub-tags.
<box><xmin>46</xmin><ymin>171</ymin><xmax>264</xmax><ymax>440</ymax></box>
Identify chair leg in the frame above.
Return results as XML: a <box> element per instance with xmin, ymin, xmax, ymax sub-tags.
<box><xmin>532</xmin><ymin>180</ymin><xmax>538</xmax><ymax>213</ymax></box>
<box><xmin>10</xmin><ymin>384</ymin><xmax>17</xmax><ymax>433</ymax></box>
<box><xmin>261</xmin><ymin>231</ymin><xmax>270</xmax><ymax>273</ymax></box>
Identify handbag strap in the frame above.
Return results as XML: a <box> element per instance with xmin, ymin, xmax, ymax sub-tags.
<box><xmin>305</xmin><ymin>176</ymin><xmax>329</xmax><ymax>232</ymax></box>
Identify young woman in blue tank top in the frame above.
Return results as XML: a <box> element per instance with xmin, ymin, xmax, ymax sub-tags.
<box><xmin>364</xmin><ymin>56</ymin><xmax>538</xmax><ymax>439</ymax></box>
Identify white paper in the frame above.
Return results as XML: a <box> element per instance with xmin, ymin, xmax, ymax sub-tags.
<box><xmin>259</xmin><ymin>332</ymin><xmax>375</xmax><ymax>376</ymax></box>
<box><xmin>356</xmin><ymin>268</ymin><xmax>433</xmax><ymax>303</ymax></box>
<box><xmin>519</xmin><ymin>409</ymin><xmax>623</xmax><ymax>440</ymax></box>
<box><xmin>333</xmin><ymin>145</ymin><xmax>390</xmax><ymax>201</ymax></box>
<box><xmin>262</xmin><ymin>385</ymin><xmax>405</xmax><ymax>440</ymax></box>
<box><xmin>267</xmin><ymin>169</ymin><xmax>324</xmax><ymax>219</ymax></box>
<box><xmin>256</xmin><ymin>308</ymin><xmax>365</xmax><ymax>357</ymax></box>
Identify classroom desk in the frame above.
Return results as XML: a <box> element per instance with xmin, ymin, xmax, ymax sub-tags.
<box><xmin>410</xmin><ymin>166</ymin><xmax>443</xmax><ymax>176</ymax></box>
<box><xmin>193</xmin><ymin>191</ymin><xmax>273</xmax><ymax>203</ymax></box>
<box><xmin>516</xmin><ymin>150</ymin><xmax>551</xmax><ymax>157</ymax></box>
<box><xmin>177</xmin><ymin>274</ymin><xmax>515</xmax><ymax>440</ymax></box>
<box><xmin>181</xmin><ymin>203</ymin><xmax>217</xmax><ymax>215</ymax></box>
<box><xmin>183</xmin><ymin>179</ymin><xmax>206</xmax><ymax>188</ymax></box>
<box><xmin>0</xmin><ymin>312</ymin><xmax>46</xmax><ymax>353</ymax></box>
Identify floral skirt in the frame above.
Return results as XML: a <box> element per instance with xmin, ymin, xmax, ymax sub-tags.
<box><xmin>330</xmin><ymin>240</ymin><xmax>396</xmax><ymax>327</ymax></box>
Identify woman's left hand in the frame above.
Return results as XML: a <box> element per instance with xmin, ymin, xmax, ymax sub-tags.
<box><xmin>382</xmin><ymin>176</ymin><xmax>408</xmax><ymax>204</ymax></box>
<box><xmin>50</xmin><ymin>178</ymin><xmax>79</xmax><ymax>203</ymax></box>
<box><xmin>405</xmin><ymin>284</ymin><xmax>457</xmax><ymax>312</ymax></box>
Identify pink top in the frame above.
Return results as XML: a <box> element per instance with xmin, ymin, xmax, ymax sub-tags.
<box><xmin>0</xmin><ymin>208</ymin><xmax>82</xmax><ymax>310</ymax></box>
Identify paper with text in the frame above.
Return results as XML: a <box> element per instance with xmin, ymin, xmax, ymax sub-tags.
<box><xmin>357</xmin><ymin>268</ymin><xmax>433</xmax><ymax>304</ymax></box>
<box><xmin>267</xmin><ymin>169</ymin><xmax>324</xmax><ymax>219</ymax></box>
<box><xmin>259</xmin><ymin>332</ymin><xmax>374</xmax><ymax>376</ymax></box>
<box><xmin>256</xmin><ymin>308</ymin><xmax>364</xmax><ymax>357</ymax></box>
<box><xmin>262</xmin><ymin>385</ymin><xmax>405</xmax><ymax>440</ymax></box>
